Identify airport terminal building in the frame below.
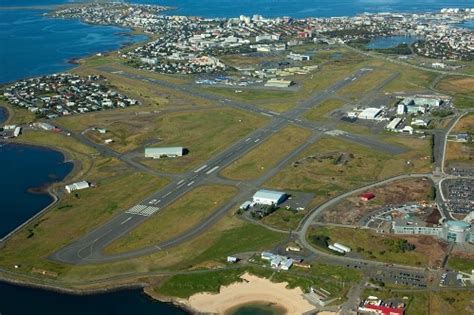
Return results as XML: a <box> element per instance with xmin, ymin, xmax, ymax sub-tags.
<box><xmin>392</xmin><ymin>219</ymin><xmax>473</xmax><ymax>244</ymax></box>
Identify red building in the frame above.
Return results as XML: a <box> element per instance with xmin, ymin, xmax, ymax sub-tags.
<box><xmin>360</xmin><ymin>192</ymin><xmax>375</xmax><ymax>201</ymax></box>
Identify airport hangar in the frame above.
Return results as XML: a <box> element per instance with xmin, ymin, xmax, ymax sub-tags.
<box><xmin>252</xmin><ymin>189</ymin><xmax>287</xmax><ymax>206</ymax></box>
<box><xmin>145</xmin><ymin>147</ymin><xmax>184</xmax><ymax>159</ymax></box>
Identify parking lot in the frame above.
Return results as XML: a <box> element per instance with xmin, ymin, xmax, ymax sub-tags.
<box><xmin>443</xmin><ymin>178</ymin><xmax>474</xmax><ymax>215</ymax></box>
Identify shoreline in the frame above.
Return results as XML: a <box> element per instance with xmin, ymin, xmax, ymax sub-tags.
<box><xmin>185</xmin><ymin>272</ymin><xmax>316</xmax><ymax>314</ymax></box>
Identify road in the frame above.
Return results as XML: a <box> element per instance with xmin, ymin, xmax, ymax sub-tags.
<box><xmin>51</xmin><ymin>66</ymin><xmax>376</xmax><ymax>264</ymax></box>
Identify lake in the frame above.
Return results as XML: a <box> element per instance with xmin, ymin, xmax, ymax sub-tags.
<box><xmin>367</xmin><ymin>36</ymin><xmax>421</xmax><ymax>49</ymax></box>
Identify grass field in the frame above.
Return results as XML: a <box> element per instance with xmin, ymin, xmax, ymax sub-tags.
<box><xmin>0</xmin><ymin>100</ymin><xmax>36</xmax><ymax>125</ymax></box>
<box><xmin>448</xmin><ymin>254</ymin><xmax>474</xmax><ymax>273</ymax></box>
<box><xmin>445</xmin><ymin>142</ymin><xmax>474</xmax><ymax>167</ymax></box>
<box><xmin>375</xmin><ymin>61</ymin><xmax>436</xmax><ymax>93</ymax></box>
<box><xmin>304</xmin><ymin>99</ymin><xmax>345</xmax><ymax>121</ymax></box>
<box><xmin>437</xmin><ymin>76</ymin><xmax>474</xmax><ymax>96</ymax></box>
<box><xmin>220</xmin><ymin>125</ymin><xmax>312</xmax><ymax>181</ymax></box>
<box><xmin>308</xmin><ymin>226</ymin><xmax>444</xmax><ymax>267</ymax></box>
<box><xmin>60</xmin><ymin>108</ymin><xmax>268</xmax><ymax>172</ymax></box>
<box><xmin>338</xmin><ymin>68</ymin><xmax>395</xmax><ymax>100</ymax></box>
<box><xmin>138</xmin><ymin>109</ymin><xmax>268</xmax><ymax>173</ymax></box>
<box><xmin>260</xmin><ymin>208</ymin><xmax>307</xmax><ymax>231</ymax></box>
<box><xmin>265</xmin><ymin>136</ymin><xmax>432</xmax><ymax>206</ymax></box>
<box><xmin>105</xmin><ymin>185</ymin><xmax>238</xmax><ymax>254</ymax></box>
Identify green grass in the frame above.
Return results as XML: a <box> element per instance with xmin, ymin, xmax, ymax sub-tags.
<box><xmin>308</xmin><ymin>226</ymin><xmax>434</xmax><ymax>267</ymax></box>
<box><xmin>448</xmin><ymin>255</ymin><xmax>474</xmax><ymax>273</ymax></box>
<box><xmin>189</xmin><ymin>222</ymin><xmax>287</xmax><ymax>266</ymax></box>
<box><xmin>304</xmin><ymin>99</ymin><xmax>345</xmax><ymax>121</ymax></box>
<box><xmin>156</xmin><ymin>269</ymin><xmax>245</xmax><ymax>298</ymax></box>
<box><xmin>260</xmin><ymin>208</ymin><xmax>306</xmax><ymax>231</ymax></box>
<box><xmin>339</xmin><ymin>68</ymin><xmax>395</xmax><ymax>100</ymax></box>
<box><xmin>105</xmin><ymin>185</ymin><xmax>238</xmax><ymax>254</ymax></box>
<box><xmin>221</xmin><ymin>125</ymin><xmax>311</xmax><ymax>180</ymax></box>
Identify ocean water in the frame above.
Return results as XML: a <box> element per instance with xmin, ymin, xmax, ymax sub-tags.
<box><xmin>2</xmin><ymin>0</ymin><xmax>474</xmax><ymax>17</ymax></box>
<box><xmin>0</xmin><ymin>9</ymin><xmax>147</xmax><ymax>84</ymax></box>
<box><xmin>228</xmin><ymin>302</ymin><xmax>287</xmax><ymax>315</ymax></box>
<box><xmin>0</xmin><ymin>282</ymin><xmax>187</xmax><ymax>315</ymax></box>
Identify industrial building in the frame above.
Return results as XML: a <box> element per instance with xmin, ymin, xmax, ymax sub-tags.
<box><xmin>358</xmin><ymin>107</ymin><xmax>382</xmax><ymax>120</ymax></box>
<box><xmin>65</xmin><ymin>181</ymin><xmax>90</xmax><ymax>194</ymax></box>
<box><xmin>252</xmin><ymin>189</ymin><xmax>287</xmax><ymax>206</ymax></box>
<box><xmin>145</xmin><ymin>147</ymin><xmax>184</xmax><ymax>159</ymax></box>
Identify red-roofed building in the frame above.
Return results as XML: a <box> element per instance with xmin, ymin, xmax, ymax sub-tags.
<box><xmin>360</xmin><ymin>192</ymin><xmax>375</xmax><ymax>201</ymax></box>
<box><xmin>360</xmin><ymin>303</ymin><xmax>404</xmax><ymax>315</ymax></box>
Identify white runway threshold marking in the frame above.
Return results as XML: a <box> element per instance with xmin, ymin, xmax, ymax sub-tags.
<box><xmin>205</xmin><ymin>166</ymin><xmax>219</xmax><ymax>174</ymax></box>
<box><xmin>120</xmin><ymin>217</ymin><xmax>133</xmax><ymax>225</ymax></box>
<box><xmin>194</xmin><ymin>165</ymin><xmax>207</xmax><ymax>173</ymax></box>
<box><xmin>125</xmin><ymin>205</ymin><xmax>160</xmax><ymax>217</ymax></box>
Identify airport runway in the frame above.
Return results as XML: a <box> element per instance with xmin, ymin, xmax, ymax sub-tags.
<box><xmin>51</xmin><ymin>66</ymin><xmax>404</xmax><ymax>265</ymax></box>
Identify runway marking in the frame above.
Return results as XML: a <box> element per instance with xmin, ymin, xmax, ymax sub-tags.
<box><xmin>177</xmin><ymin>179</ymin><xmax>185</xmax><ymax>185</ymax></box>
<box><xmin>163</xmin><ymin>192</ymin><xmax>171</xmax><ymax>197</ymax></box>
<box><xmin>206</xmin><ymin>166</ymin><xmax>219</xmax><ymax>174</ymax></box>
<box><xmin>245</xmin><ymin>137</ymin><xmax>251</xmax><ymax>142</ymax></box>
<box><xmin>269</xmin><ymin>111</ymin><xmax>280</xmax><ymax>116</ymax></box>
<box><xmin>254</xmin><ymin>138</ymin><xmax>260</xmax><ymax>143</ymax></box>
<box><xmin>120</xmin><ymin>217</ymin><xmax>133</xmax><ymax>225</ymax></box>
<box><xmin>187</xmin><ymin>180</ymin><xmax>195</xmax><ymax>186</ymax></box>
<box><xmin>138</xmin><ymin>206</ymin><xmax>160</xmax><ymax>216</ymax></box>
<box><xmin>125</xmin><ymin>204</ymin><xmax>147</xmax><ymax>215</ymax></box>
<box><xmin>261</xmin><ymin>112</ymin><xmax>272</xmax><ymax>117</ymax></box>
<box><xmin>194</xmin><ymin>165</ymin><xmax>208</xmax><ymax>173</ymax></box>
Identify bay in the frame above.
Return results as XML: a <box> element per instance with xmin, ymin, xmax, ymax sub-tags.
<box><xmin>0</xmin><ymin>9</ymin><xmax>147</xmax><ymax>84</ymax></box>
<box><xmin>0</xmin><ymin>282</ymin><xmax>187</xmax><ymax>315</ymax></box>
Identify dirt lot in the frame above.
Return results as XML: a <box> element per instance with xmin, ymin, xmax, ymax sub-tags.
<box><xmin>319</xmin><ymin>178</ymin><xmax>433</xmax><ymax>225</ymax></box>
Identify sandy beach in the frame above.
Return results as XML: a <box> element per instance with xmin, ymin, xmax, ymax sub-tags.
<box><xmin>186</xmin><ymin>272</ymin><xmax>316</xmax><ymax>314</ymax></box>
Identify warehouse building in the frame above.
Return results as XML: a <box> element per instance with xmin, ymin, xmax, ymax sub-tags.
<box><xmin>264</xmin><ymin>79</ymin><xmax>294</xmax><ymax>88</ymax></box>
<box><xmin>145</xmin><ymin>147</ymin><xmax>184</xmax><ymax>159</ymax></box>
<box><xmin>252</xmin><ymin>189</ymin><xmax>287</xmax><ymax>206</ymax></box>
<box><xmin>358</xmin><ymin>107</ymin><xmax>382</xmax><ymax>120</ymax></box>
<box><xmin>65</xmin><ymin>181</ymin><xmax>90</xmax><ymax>194</ymax></box>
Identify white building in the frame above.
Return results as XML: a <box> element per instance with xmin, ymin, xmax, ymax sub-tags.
<box><xmin>358</xmin><ymin>107</ymin><xmax>382</xmax><ymax>120</ymax></box>
<box><xmin>65</xmin><ymin>181</ymin><xmax>90</xmax><ymax>194</ymax></box>
<box><xmin>386</xmin><ymin>117</ymin><xmax>402</xmax><ymax>131</ymax></box>
<box><xmin>264</xmin><ymin>79</ymin><xmax>294</xmax><ymax>88</ymax></box>
<box><xmin>252</xmin><ymin>190</ymin><xmax>287</xmax><ymax>206</ymax></box>
<box><xmin>145</xmin><ymin>147</ymin><xmax>184</xmax><ymax>159</ymax></box>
